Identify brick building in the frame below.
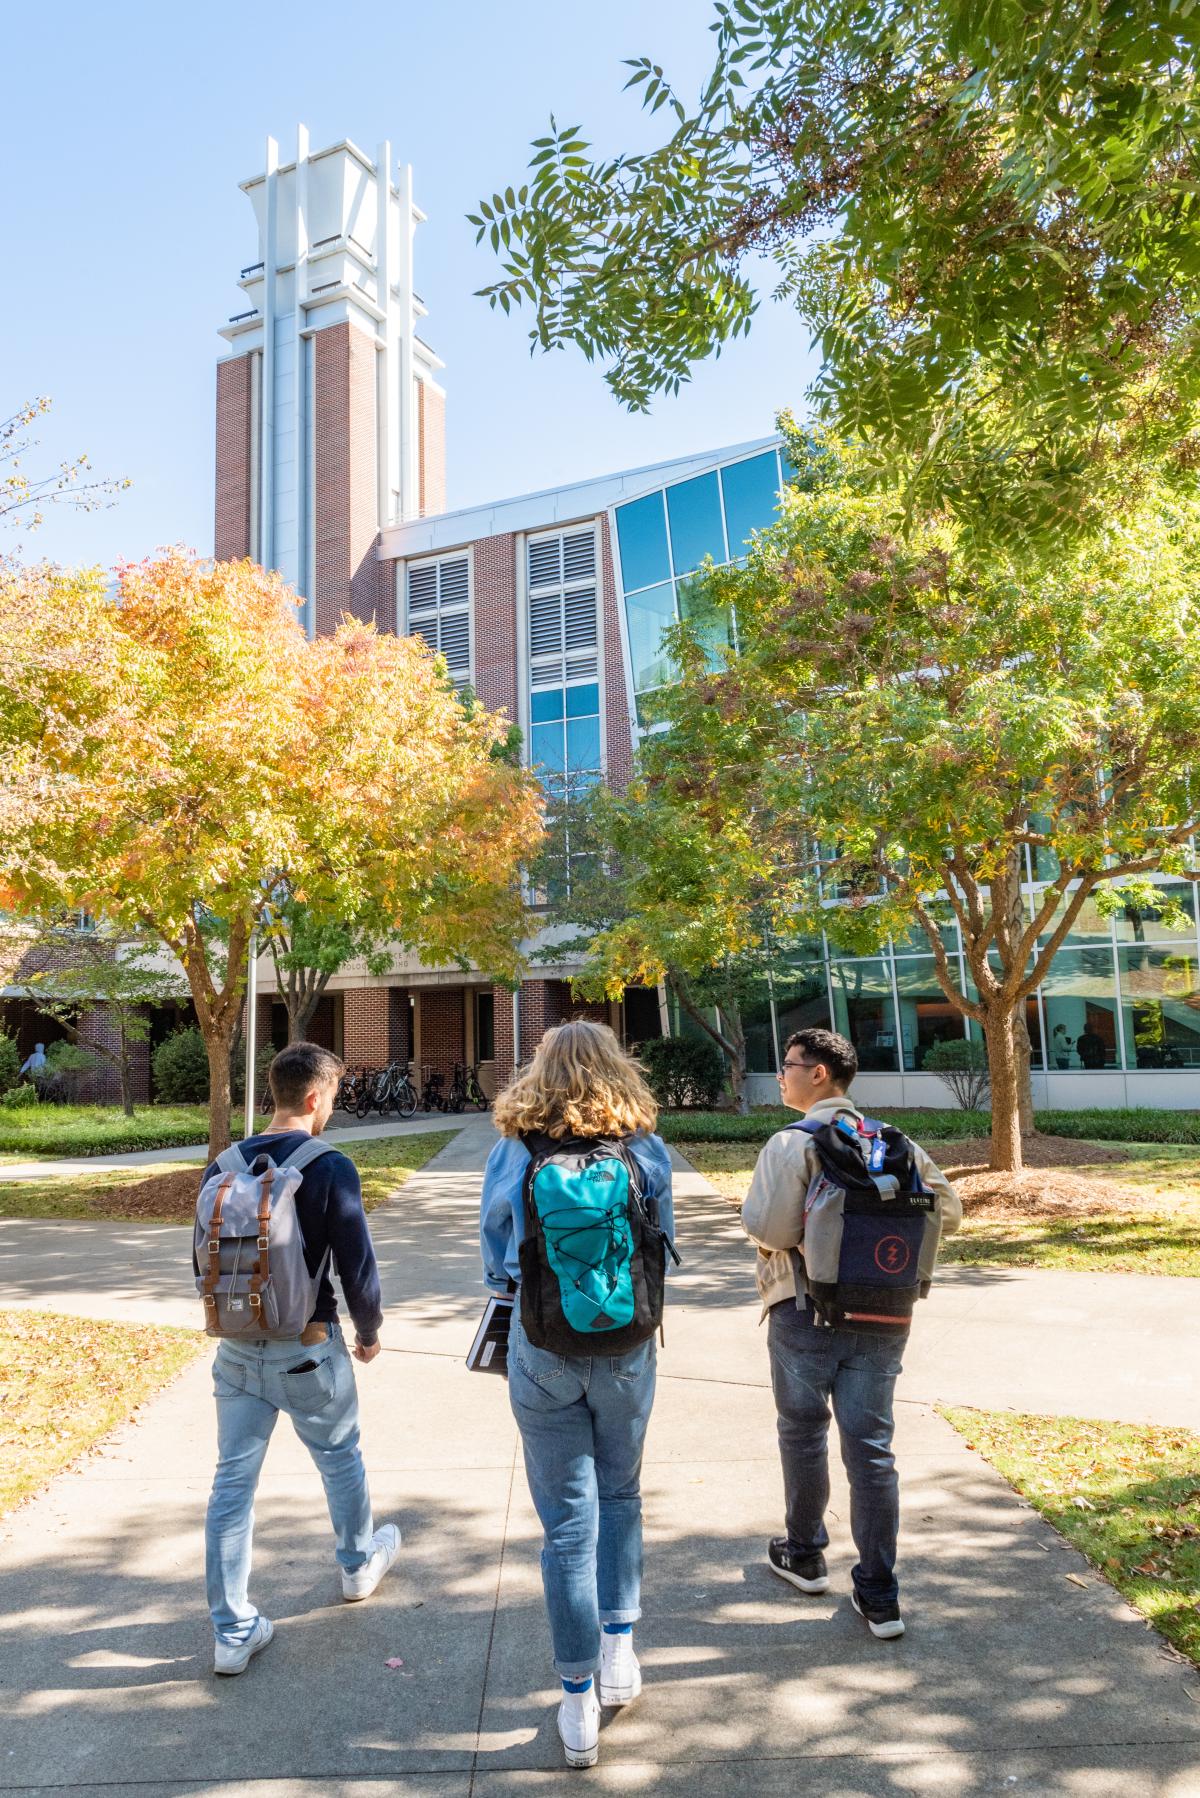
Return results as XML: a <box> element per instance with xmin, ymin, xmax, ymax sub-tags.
<box><xmin>205</xmin><ymin>128</ymin><xmax>1199</xmax><ymax>1111</ymax></box>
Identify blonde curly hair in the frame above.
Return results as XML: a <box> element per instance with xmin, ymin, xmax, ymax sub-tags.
<box><xmin>493</xmin><ymin>1019</ymin><xmax>658</xmax><ymax>1141</ymax></box>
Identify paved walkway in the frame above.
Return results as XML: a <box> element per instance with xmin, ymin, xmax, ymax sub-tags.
<box><xmin>1</xmin><ymin>1127</ymin><xmax>1198</xmax><ymax>1794</ymax></box>
<box><xmin>0</xmin><ymin>1112</ymin><xmax>477</xmax><ymax>1182</ymax></box>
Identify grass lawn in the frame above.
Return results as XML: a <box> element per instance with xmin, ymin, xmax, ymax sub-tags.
<box><xmin>677</xmin><ymin>1138</ymin><xmax>1200</xmax><ymax>1276</ymax></box>
<box><xmin>0</xmin><ymin>1130</ymin><xmax>459</xmax><ymax>1222</ymax></box>
<box><xmin>0</xmin><ymin>1309</ymin><xmax>202</xmax><ymax>1513</ymax></box>
<box><xmin>941</xmin><ymin>1406</ymin><xmax>1200</xmax><ymax>1670</ymax></box>
<box><xmin>0</xmin><ymin>1105</ymin><xmax>270</xmax><ymax>1160</ymax></box>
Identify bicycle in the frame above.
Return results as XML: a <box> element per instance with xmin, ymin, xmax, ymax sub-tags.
<box><xmin>337</xmin><ymin>1067</ymin><xmax>371</xmax><ymax>1114</ymax></box>
<box><xmin>420</xmin><ymin>1066</ymin><xmax>447</xmax><ymax>1112</ymax></box>
<box><xmin>447</xmin><ymin>1061</ymin><xmax>489</xmax><ymax>1112</ymax></box>
<box><xmin>358</xmin><ymin>1059</ymin><xmax>417</xmax><ymax>1119</ymax></box>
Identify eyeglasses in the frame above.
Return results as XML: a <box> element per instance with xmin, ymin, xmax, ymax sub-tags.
<box><xmin>777</xmin><ymin>1058</ymin><xmax>819</xmax><ymax>1076</ymax></box>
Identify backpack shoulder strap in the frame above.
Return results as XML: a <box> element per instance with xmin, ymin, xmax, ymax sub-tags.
<box><xmin>215</xmin><ymin>1145</ymin><xmax>249</xmax><ymax>1175</ymax></box>
<box><xmin>788</xmin><ymin>1119</ymin><xmax>823</xmax><ymax>1136</ymax></box>
<box><xmin>278</xmin><ymin>1137</ymin><xmax>340</xmax><ymax>1175</ymax></box>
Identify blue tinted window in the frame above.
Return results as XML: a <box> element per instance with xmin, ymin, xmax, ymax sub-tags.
<box><xmin>721</xmin><ymin>453</ymin><xmax>780</xmax><ymax>556</ymax></box>
<box><xmin>678</xmin><ymin>577</ymin><xmax>732</xmax><ymax>668</ymax></box>
<box><xmin>530</xmin><ymin>722</ymin><xmax>565</xmax><ymax>772</ymax></box>
<box><xmin>666</xmin><ymin>472</ymin><xmax>725</xmax><ymax>575</ymax></box>
<box><xmin>566</xmin><ymin>715</ymin><xmax>601</xmax><ymax>770</ymax></box>
<box><xmin>530</xmin><ymin>688</ymin><xmax>564</xmax><ymax>723</ymax></box>
<box><xmin>624</xmin><ymin>581</ymin><xmax>677</xmax><ymax>693</ymax></box>
<box><xmin>565</xmin><ymin>682</ymin><xmax>599</xmax><ymax>719</ymax></box>
<box><xmin>616</xmin><ymin>492</ymin><xmax>670</xmax><ymax>591</ymax></box>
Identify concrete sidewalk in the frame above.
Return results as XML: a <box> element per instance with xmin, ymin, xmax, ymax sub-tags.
<box><xmin>0</xmin><ymin>1112</ymin><xmax>476</xmax><ymax>1183</ymax></box>
<box><xmin>1</xmin><ymin>1127</ymin><xmax>1198</xmax><ymax>1794</ymax></box>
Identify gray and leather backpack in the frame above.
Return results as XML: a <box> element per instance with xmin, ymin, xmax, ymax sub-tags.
<box><xmin>194</xmin><ymin>1138</ymin><xmax>336</xmax><ymax>1338</ymax></box>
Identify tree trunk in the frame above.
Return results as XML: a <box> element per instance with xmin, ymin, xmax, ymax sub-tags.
<box><xmin>984</xmin><ymin>1007</ymin><xmax>1024</xmax><ymax>1173</ymax></box>
<box><xmin>287</xmin><ymin>973</ymin><xmax>328</xmax><ymax>1043</ymax></box>
<box><xmin>118</xmin><ymin>1016</ymin><xmax>135</xmax><ymax>1118</ymax></box>
<box><xmin>203</xmin><ymin>1029</ymin><xmax>235</xmax><ymax>1162</ymax></box>
<box><xmin>1000</xmin><ymin>851</ymin><xmax>1036</xmax><ymax>1135</ymax></box>
<box><xmin>667</xmin><ymin>971</ymin><xmax>749</xmax><ymax>1114</ymax></box>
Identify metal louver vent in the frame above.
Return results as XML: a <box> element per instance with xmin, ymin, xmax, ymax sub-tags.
<box><xmin>565</xmin><ymin>654</ymin><xmax>599</xmax><ymax>681</ymax></box>
<box><xmin>438</xmin><ymin>557</ymin><xmax>469</xmax><ymax>609</ymax></box>
<box><xmin>564</xmin><ymin>586</ymin><xmax>597</xmax><ymax>651</ymax></box>
<box><xmin>563</xmin><ymin>530</ymin><xmax>595</xmax><ymax>582</ymax></box>
<box><xmin>528</xmin><ymin>537</ymin><xmax>561</xmax><ymax>588</ymax></box>
<box><xmin>529</xmin><ymin>591</ymin><xmax>563</xmax><ymax>657</ymax></box>
<box><xmin>531</xmin><ymin>660</ymin><xmax>563</xmax><ymax>687</ymax></box>
<box><xmin>406</xmin><ymin>554</ymin><xmax>471</xmax><ymax>684</ymax></box>
<box><xmin>407</xmin><ymin>563</ymin><xmax>438</xmax><ymax>614</ymax></box>
<box><xmin>439</xmin><ymin>611</ymin><xmax>470</xmax><ymax>672</ymax></box>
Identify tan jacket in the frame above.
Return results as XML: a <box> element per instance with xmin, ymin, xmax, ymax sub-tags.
<box><xmin>740</xmin><ymin>1096</ymin><xmax>962</xmax><ymax>1319</ymax></box>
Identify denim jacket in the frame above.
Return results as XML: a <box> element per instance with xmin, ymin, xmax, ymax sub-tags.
<box><xmin>480</xmin><ymin>1131</ymin><xmax>675</xmax><ymax>1293</ymax></box>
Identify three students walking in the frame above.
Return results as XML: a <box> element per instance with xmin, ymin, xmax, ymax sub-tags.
<box><xmin>199</xmin><ymin>1020</ymin><xmax>959</xmax><ymax>1773</ymax></box>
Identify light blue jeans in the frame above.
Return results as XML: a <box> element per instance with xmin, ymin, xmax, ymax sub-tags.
<box><xmin>205</xmin><ymin>1322</ymin><xmax>375</xmax><ymax>1645</ymax></box>
<box><xmin>507</xmin><ymin>1313</ymin><xmax>657</xmax><ymax>1679</ymax></box>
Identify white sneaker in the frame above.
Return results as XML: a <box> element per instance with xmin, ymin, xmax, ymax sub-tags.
<box><xmin>557</xmin><ymin>1684</ymin><xmax>601</xmax><ymax>1768</ymax></box>
<box><xmin>599</xmin><ymin>1629</ymin><xmax>642</xmax><ymax>1706</ymax></box>
<box><xmin>341</xmin><ymin>1524</ymin><xmax>401</xmax><ymax>1601</ymax></box>
<box><xmin>213</xmin><ymin>1615</ymin><xmax>274</xmax><ymax>1676</ymax></box>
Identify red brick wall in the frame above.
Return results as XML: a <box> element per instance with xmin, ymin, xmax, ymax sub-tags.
<box><xmin>419</xmin><ymin>987</ymin><xmax>465</xmax><ymax>1080</ymax></box>
<box><xmin>314</xmin><ymin>323</ymin><xmax>385</xmax><ymax>635</ymax></box>
<box><xmin>418</xmin><ymin>380</ymin><xmax>446</xmax><ymax>517</ymax></box>
<box><xmin>342</xmin><ymin>987</ymin><xmax>391</xmax><ymax>1069</ymax></box>
<box><xmin>215</xmin><ymin>354</ymin><xmax>255</xmax><ymax>561</ymax></box>
<box><xmin>473</xmin><ymin>533</ymin><xmax>517</xmax><ymax>721</ymax></box>
<box><xmin>598</xmin><ymin>513</ymin><xmax>634</xmax><ymax>791</ymax></box>
<box><xmin>77</xmin><ymin>1004</ymin><xmax>151</xmax><ymax>1105</ymax></box>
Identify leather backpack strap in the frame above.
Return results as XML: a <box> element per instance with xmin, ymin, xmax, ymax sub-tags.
<box><xmin>201</xmin><ymin>1175</ymin><xmax>234</xmax><ymax>1315</ymax></box>
<box><xmin>248</xmin><ymin>1168</ymin><xmax>274</xmax><ymax>1317</ymax></box>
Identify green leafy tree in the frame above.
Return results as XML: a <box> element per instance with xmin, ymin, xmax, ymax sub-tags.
<box><xmin>475</xmin><ymin>2</ymin><xmax>1200</xmax><ymax>542</ymax></box>
<box><xmin>7</xmin><ymin>916</ymin><xmax>185</xmax><ymax>1116</ymax></box>
<box><xmin>263</xmin><ymin>892</ymin><xmax>392</xmax><ymax>1045</ymax></box>
<box><xmin>535</xmin><ymin>783</ymin><xmax>796</xmax><ymax>1114</ymax></box>
<box><xmin>643</xmin><ymin>435</ymin><xmax>1200</xmax><ymax>1170</ymax></box>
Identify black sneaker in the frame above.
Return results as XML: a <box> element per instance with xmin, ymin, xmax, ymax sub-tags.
<box><xmin>851</xmin><ymin>1589</ymin><xmax>905</xmax><ymax>1639</ymax></box>
<box><xmin>767</xmin><ymin>1538</ymin><xmax>829</xmax><ymax>1593</ymax></box>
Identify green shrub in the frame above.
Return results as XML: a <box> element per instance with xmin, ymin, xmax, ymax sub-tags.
<box><xmin>0</xmin><ymin>1033</ymin><xmax>19</xmax><ymax>1096</ymax></box>
<box><xmin>658</xmin><ymin>1103</ymin><xmax>1200</xmax><ymax>1146</ymax></box>
<box><xmin>152</xmin><ymin>1028</ymin><xmax>210</xmax><ymax>1103</ymax></box>
<box><xmin>1034</xmin><ymin>1108</ymin><xmax>1200</xmax><ymax>1145</ymax></box>
<box><xmin>0</xmin><ymin>1081</ymin><xmax>38</xmax><ymax>1110</ymax></box>
<box><xmin>639</xmin><ymin>1036</ymin><xmax>726</xmax><ymax>1109</ymax></box>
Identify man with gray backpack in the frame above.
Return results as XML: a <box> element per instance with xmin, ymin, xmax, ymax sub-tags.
<box><xmin>742</xmin><ymin>1028</ymin><xmax>961</xmax><ymax>1641</ymax></box>
<box><xmin>195</xmin><ymin>1042</ymin><xmax>398</xmax><ymax>1675</ymax></box>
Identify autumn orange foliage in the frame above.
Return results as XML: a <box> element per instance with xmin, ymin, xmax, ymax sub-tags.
<box><xmin>0</xmin><ymin>551</ymin><xmax>543</xmax><ymax>1154</ymax></box>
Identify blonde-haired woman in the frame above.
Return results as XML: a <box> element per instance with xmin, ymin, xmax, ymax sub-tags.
<box><xmin>480</xmin><ymin>1020</ymin><xmax>675</xmax><ymax>1769</ymax></box>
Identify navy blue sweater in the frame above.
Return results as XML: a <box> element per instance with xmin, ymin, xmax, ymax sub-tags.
<box><xmin>197</xmin><ymin>1130</ymin><xmax>384</xmax><ymax>1345</ymax></box>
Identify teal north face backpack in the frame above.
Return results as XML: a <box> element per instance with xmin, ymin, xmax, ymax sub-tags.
<box><xmin>518</xmin><ymin>1132</ymin><xmax>680</xmax><ymax>1355</ymax></box>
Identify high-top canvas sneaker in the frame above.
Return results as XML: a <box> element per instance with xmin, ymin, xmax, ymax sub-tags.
<box><xmin>557</xmin><ymin>1684</ymin><xmax>601</xmax><ymax>1768</ymax></box>
<box><xmin>599</xmin><ymin>1629</ymin><xmax>642</xmax><ymax>1706</ymax></box>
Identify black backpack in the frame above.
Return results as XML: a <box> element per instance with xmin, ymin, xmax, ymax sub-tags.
<box><xmin>517</xmin><ymin>1131</ymin><xmax>679</xmax><ymax>1355</ymax></box>
<box><xmin>789</xmin><ymin>1115</ymin><xmax>940</xmax><ymax>1335</ymax></box>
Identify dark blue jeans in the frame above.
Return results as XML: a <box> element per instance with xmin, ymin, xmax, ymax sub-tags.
<box><xmin>767</xmin><ymin>1300</ymin><xmax>907</xmax><ymax>1605</ymax></box>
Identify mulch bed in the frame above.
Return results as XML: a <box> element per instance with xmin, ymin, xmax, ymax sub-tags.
<box><xmin>935</xmin><ymin>1135</ymin><xmax>1149</xmax><ymax>1219</ymax></box>
<box><xmin>82</xmin><ymin>1168</ymin><xmax>205</xmax><ymax>1222</ymax></box>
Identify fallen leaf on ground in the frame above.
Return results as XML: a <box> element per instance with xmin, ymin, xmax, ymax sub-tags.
<box><xmin>1065</xmin><ymin>1573</ymin><xmax>1090</xmax><ymax>1588</ymax></box>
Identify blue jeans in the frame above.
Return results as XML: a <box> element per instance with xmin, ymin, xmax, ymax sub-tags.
<box><xmin>205</xmin><ymin>1322</ymin><xmax>375</xmax><ymax>1645</ymax></box>
<box><xmin>507</xmin><ymin>1314</ymin><xmax>657</xmax><ymax>1679</ymax></box>
<box><xmin>767</xmin><ymin>1300</ymin><xmax>906</xmax><ymax>1606</ymax></box>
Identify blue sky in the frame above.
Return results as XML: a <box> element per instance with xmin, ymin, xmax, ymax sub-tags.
<box><xmin>3</xmin><ymin>0</ymin><xmax>815</xmax><ymax>572</ymax></box>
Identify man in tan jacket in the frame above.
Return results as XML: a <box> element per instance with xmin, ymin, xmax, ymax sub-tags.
<box><xmin>742</xmin><ymin>1027</ymin><xmax>960</xmax><ymax>1640</ymax></box>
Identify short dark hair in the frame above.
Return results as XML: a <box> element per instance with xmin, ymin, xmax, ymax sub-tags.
<box><xmin>784</xmin><ymin>1027</ymin><xmax>857</xmax><ymax>1091</ymax></box>
<box><xmin>268</xmin><ymin>1042</ymin><xmax>344</xmax><ymax>1111</ymax></box>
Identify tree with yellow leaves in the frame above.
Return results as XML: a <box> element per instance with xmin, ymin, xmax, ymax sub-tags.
<box><xmin>0</xmin><ymin>551</ymin><xmax>543</xmax><ymax>1155</ymax></box>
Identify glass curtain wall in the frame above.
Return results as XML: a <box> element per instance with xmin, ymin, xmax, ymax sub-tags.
<box><xmin>615</xmin><ymin>449</ymin><xmax>784</xmax><ymax>727</ymax></box>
